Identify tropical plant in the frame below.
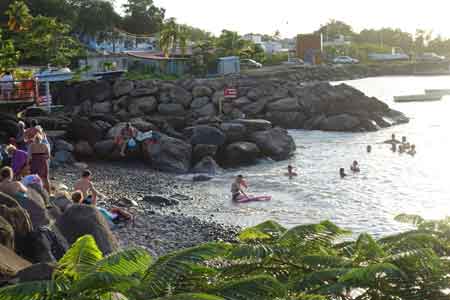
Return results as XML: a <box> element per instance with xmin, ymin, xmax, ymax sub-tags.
<box><xmin>0</xmin><ymin>30</ymin><xmax>20</xmax><ymax>72</ymax></box>
<box><xmin>5</xmin><ymin>0</ymin><xmax>32</xmax><ymax>32</ymax></box>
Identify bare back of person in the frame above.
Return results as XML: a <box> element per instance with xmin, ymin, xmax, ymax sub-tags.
<box><xmin>74</xmin><ymin>179</ymin><xmax>92</xmax><ymax>200</ymax></box>
<box><xmin>0</xmin><ymin>180</ymin><xmax>27</xmax><ymax>199</ymax></box>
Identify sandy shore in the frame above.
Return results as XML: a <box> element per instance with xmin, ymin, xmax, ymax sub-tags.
<box><xmin>52</xmin><ymin>161</ymin><xmax>239</xmax><ymax>256</ymax></box>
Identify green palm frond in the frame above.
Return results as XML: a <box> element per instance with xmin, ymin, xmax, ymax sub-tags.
<box><xmin>293</xmin><ymin>268</ymin><xmax>351</xmax><ymax>292</ymax></box>
<box><xmin>352</xmin><ymin>233</ymin><xmax>386</xmax><ymax>263</ymax></box>
<box><xmin>238</xmin><ymin>228</ymin><xmax>272</xmax><ymax>242</ymax></box>
<box><xmin>0</xmin><ymin>280</ymin><xmax>56</xmax><ymax>300</ymax></box>
<box><xmin>300</xmin><ymin>255</ymin><xmax>352</xmax><ymax>269</ymax></box>
<box><xmin>210</xmin><ymin>275</ymin><xmax>286</xmax><ymax>300</ymax></box>
<box><xmin>394</xmin><ymin>214</ymin><xmax>425</xmax><ymax>225</ymax></box>
<box><xmin>140</xmin><ymin>243</ymin><xmax>231</xmax><ymax>298</ymax></box>
<box><xmin>69</xmin><ymin>272</ymin><xmax>141</xmax><ymax>296</ymax></box>
<box><xmin>153</xmin><ymin>293</ymin><xmax>225</xmax><ymax>300</ymax></box>
<box><xmin>94</xmin><ymin>248</ymin><xmax>152</xmax><ymax>277</ymax></box>
<box><xmin>244</xmin><ymin>221</ymin><xmax>287</xmax><ymax>240</ymax></box>
<box><xmin>338</xmin><ymin>263</ymin><xmax>404</xmax><ymax>286</ymax></box>
<box><xmin>229</xmin><ymin>243</ymin><xmax>275</xmax><ymax>259</ymax></box>
<box><xmin>55</xmin><ymin>235</ymin><xmax>103</xmax><ymax>280</ymax></box>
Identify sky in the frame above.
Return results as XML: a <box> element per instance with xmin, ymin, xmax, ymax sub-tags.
<box><xmin>116</xmin><ymin>0</ymin><xmax>450</xmax><ymax>38</ymax></box>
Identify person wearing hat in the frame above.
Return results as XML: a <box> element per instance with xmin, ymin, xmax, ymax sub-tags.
<box><xmin>231</xmin><ymin>174</ymin><xmax>248</xmax><ymax>201</ymax></box>
<box><xmin>285</xmin><ymin>165</ymin><xmax>298</xmax><ymax>178</ymax></box>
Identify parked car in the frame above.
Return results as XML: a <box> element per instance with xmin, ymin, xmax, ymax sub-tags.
<box><xmin>332</xmin><ymin>56</ymin><xmax>359</xmax><ymax>64</ymax></box>
<box><xmin>417</xmin><ymin>52</ymin><xmax>446</xmax><ymax>62</ymax></box>
<box><xmin>240</xmin><ymin>59</ymin><xmax>262</xmax><ymax>68</ymax></box>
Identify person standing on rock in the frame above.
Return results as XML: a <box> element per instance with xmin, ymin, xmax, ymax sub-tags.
<box><xmin>116</xmin><ymin>123</ymin><xmax>137</xmax><ymax>157</ymax></box>
<box><xmin>29</xmin><ymin>133</ymin><xmax>51</xmax><ymax>193</ymax></box>
<box><xmin>74</xmin><ymin>170</ymin><xmax>99</xmax><ymax>205</ymax></box>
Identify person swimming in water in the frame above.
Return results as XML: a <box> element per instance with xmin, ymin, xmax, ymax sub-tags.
<box><xmin>231</xmin><ymin>175</ymin><xmax>248</xmax><ymax>201</ymax></box>
<box><xmin>366</xmin><ymin>145</ymin><xmax>372</xmax><ymax>153</ymax></box>
<box><xmin>398</xmin><ymin>144</ymin><xmax>405</xmax><ymax>154</ymax></box>
<box><xmin>285</xmin><ymin>165</ymin><xmax>298</xmax><ymax>178</ymax></box>
<box><xmin>391</xmin><ymin>143</ymin><xmax>397</xmax><ymax>152</ymax></box>
<box><xmin>384</xmin><ymin>134</ymin><xmax>401</xmax><ymax>145</ymax></box>
<box><xmin>350</xmin><ymin>161</ymin><xmax>360</xmax><ymax>173</ymax></box>
<box><xmin>401</xmin><ymin>136</ymin><xmax>411</xmax><ymax>149</ymax></box>
<box><xmin>408</xmin><ymin>144</ymin><xmax>416</xmax><ymax>156</ymax></box>
<box><xmin>339</xmin><ymin>168</ymin><xmax>347</xmax><ymax>178</ymax></box>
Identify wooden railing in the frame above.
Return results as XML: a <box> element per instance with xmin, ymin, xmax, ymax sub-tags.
<box><xmin>0</xmin><ymin>79</ymin><xmax>38</xmax><ymax>103</ymax></box>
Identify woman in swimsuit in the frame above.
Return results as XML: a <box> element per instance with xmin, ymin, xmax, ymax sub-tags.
<box><xmin>29</xmin><ymin>134</ymin><xmax>51</xmax><ymax>193</ymax></box>
<box><xmin>231</xmin><ymin>175</ymin><xmax>248</xmax><ymax>201</ymax></box>
<box><xmin>6</xmin><ymin>144</ymin><xmax>29</xmax><ymax>180</ymax></box>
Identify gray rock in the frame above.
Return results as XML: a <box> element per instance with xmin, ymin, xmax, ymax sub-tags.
<box><xmin>265</xmin><ymin>111</ymin><xmax>307</xmax><ymax>129</ymax></box>
<box><xmin>128</xmin><ymin>96</ymin><xmax>158</xmax><ymax>116</ymax></box>
<box><xmin>129</xmin><ymin>118</ymin><xmax>158</xmax><ymax>132</ymax></box>
<box><xmin>319</xmin><ymin>114</ymin><xmax>361</xmax><ymax>131</ymax></box>
<box><xmin>266</xmin><ymin>97</ymin><xmax>301</xmax><ymax>112</ymax></box>
<box><xmin>233</xmin><ymin>97</ymin><xmax>252</xmax><ymax>108</ymax></box>
<box><xmin>74</xmin><ymin>141</ymin><xmax>94</xmax><ymax>158</ymax></box>
<box><xmin>193</xmin><ymin>144</ymin><xmax>218</xmax><ymax>162</ymax></box>
<box><xmin>192</xmin><ymin>103</ymin><xmax>216</xmax><ymax>118</ymax></box>
<box><xmin>158</xmin><ymin>103</ymin><xmax>185</xmax><ymax>116</ymax></box>
<box><xmin>16</xmin><ymin>262</ymin><xmax>55</xmax><ymax>282</ymax></box>
<box><xmin>54</xmin><ymin>151</ymin><xmax>75</xmax><ymax>165</ymax></box>
<box><xmin>220</xmin><ymin>122</ymin><xmax>247</xmax><ymax>143</ymax></box>
<box><xmin>55</xmin><ymin>140</ymin><xmax>74</xmax><ymax>153</ymax></box>
<box><xmin>130</xmin><ymin>87</ymin><xmax>159</xmax><ymax>97</ymax></box>
<box><xmin>191</xmin><ymin>97</ymin><xmax>210</xmax><ymax>109</ymax></box>
<box><xmin>304</xmin><ymin>114</ymin><xmax>327</xmax><ymax>130</ymax></box>
<box><xmin>189</xmin><ymin>125</ymin><xmax>226</xmax><ymax>146</ymax></box>
<box><xmin>192</xmin><ymin>85</ymin><xmax>213</xmax><ymax>98</ymax></box>
<box><xmin>113</xmin><ymin>80</ymin><xmax>134</xmax><ymax>98</ymax></box>
<box><xmin>212</xmin><ymin>90</ymin><xmax>225</xmax><ymax>106</ymax></box>
<box><xmin>143</xmin><ymin>195</ymin><xmax>179</xmax><ymax>206</ymax></box>
<box><xmin>235</xmin><ymin>119</ymin><xmax>272</xmax><ymax>132</ymax></box>
<box><xmin>225</xmin><ymin>142</ymin><xmax>261</xmax><ymax>165</ymax></box>
<box><xmin>93</xmin><ymin>140</ymin><xmax>116</xmax><ymax>159</ymax></box>
<box><xmin>92</xmin><ymin>101</ymin><xmax>112</xmax><ymax>114</ymax></box>
<box><xmin>191</xmin><ymin>156</ymin><xmax>222</xmax><ymax>175</ymax></box>
<box><xmin>135</xmin><ymin>80</ymin><xmax>159</xmax><ymax>91</ymax></box>
<box><xmin>143</xmin><ymin>134</ymin><xmax>192</xmax><ymax>173</ymax></box>
<box><xmin>241</xmin><ymin>99</ymin><xmax>267</xmax><ymax>116</ymax></box>
<box><xmin>170</xmin><ymin>86</ymin><xmax>193</xmax><ymax>107</ymax></box>
<box><xmin>250</xmin><ymin>128</ymin><xmax>296</xmax><ymax>161</ymax></box>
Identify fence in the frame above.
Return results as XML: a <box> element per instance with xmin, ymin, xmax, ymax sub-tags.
<box><xmin>0</xmin><ymin>80</ymin><xmax>38</xmax><ymax>104</ymax></box>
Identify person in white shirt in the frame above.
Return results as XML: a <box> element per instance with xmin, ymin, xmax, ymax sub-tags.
<box><xmin>0</xmin><ymin>71</ymin><xmax>14</xmax><ymax>99</ymax></box>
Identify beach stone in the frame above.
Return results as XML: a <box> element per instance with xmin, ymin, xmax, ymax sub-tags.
<box><xmin>130</xmin><ymin>87</ymin><xmax>159</xmax><ymax>97</ymax></box>
<box><xmin>170</xmin><ymin>86</ymin><xmax>193</xmax><ymax>107</ymax></box>
<box><xmin>27</xmin><ymin>226</ymin><xmax>69</xmax><ymax>263</ymax></box>
<box><xmin>235</xmin><ymin>119</ymin><xmax>272</xmax><ymax>132</ymax></box>
<box><xmin>128</xmin><ymin>96</ymin><xmax>158</xmax><ymax>115</ymax></box>
<box><xmin>0</xmin><ymin>216</ymin><xmax>14</xmax><ymax>250</ymax></box>
<box><xmin>143</xmin><ymin>134</ymin><xmax>192</xmax><ymax>173</ymax></box>
<box><xmin>74</xmin><ymin>141</ymin><xmax>94</xmax><ymax>158</ymax></box>
<box><xmin>56</xmin><ymin>205</ymin><xmax>119</xmax><ymax>255</ymax></box>
<box><xmin>191</xmin><ymin>97</ymin><xmax>210</xmax><ymax>109</ymax></box>
<box><xmin>0</xmin><ymin>245</ymin><xmax>31</xmax><ymax>280</ymax></box>
<box><xmin>54</xmin><ymin>150</ymin><xmax>75</xmax><ymax>165</ymax></box>
<box><xmin>135</xmin><ymin>80</ymin><xmax>159</xmax><ymax>92</ymax></box>
<box><xmin>212</xmin><ymin>90</ymin><xmax>225</xmax><ymax>106</ymax></box>
<box><xmin>191</xmin><ymin>156</ymin><xmax>222</xmax><ymax>175</ymax></box>
<box><xmin>219</xmin><ymin>122</ymin><xmax>247</xmax><ymax>144</ymax></box>
<box><xmin>189</xmin><ymin>125</ymin><xmax>226</xmax><ymax>146</ymax></box>
<box><xmin>266</xmin><ymin>97</ymin><xmax>301</xmax><ymax>112</ymax></box>
<box><xmin>113</xmin><ymin>80</ymin><xmax>134</xmax><ymax>97</ymax></box>
<box><xmin>250</xmin><ymin>127</ymin><xmax>296</xmax><ymax>161</ymax></box>
<box><xmin>193</xmin><ymin>175</ymin><xmax>213</xmax><ymax>182</ymax></box>
<box><xmin>92</xmin><ymin>101</ymin><xmax>112</xmax><ymax>114</ymax></box>
<box><xmin>193</xmin><ymin>144</ymin><xmax>218</xmax><ymax>162</ymax></box>
<box><xmin>0</xmin><ymin>204</ymin><xmax>33</xmax><ymax>252</ymax></box>
<box><xmin>241</xmin><ymin>99</ymin><xmax>267</xmax><ymax>116</ymax></box>
<box><xmin>192</xmin><ymin>85</ymin><xmax>213</xmax><ymax>98</ymax></box>
<box><xmin>158</xmin><ymin>103</ymin><xmax>185</xmax><ymax>116</ymax></box>
<box><xmin>319</xmin><ymin>114</ymin><xmax>361</xmax><ymax>131</ymax></box>
<box><xmin>225</xmin><ymin>142</ymin><xmax>261</xmax><ymax>165</ymax></box>
<box><xmin>21</xmin><ymin>187</ymin><xmax>51</xmax><ymax>228</ymax></box>
<box><xmin>55</xmin><ymin>140</ymin><xmax>74</xmax><ymax>152</ymax></box>
<box><xmin>192</xmin><ymin>103</ymin><xmax>217</xmax><ymax>118</ymax></box>
<box><xmin>129</xmin><ymin>118</ymin><xmax>158</xmax><ymax>132</ymax></box>
<box><xmin>266</xmin><ymin>111</ymin><xmax>307</xmax><ymax>129</ymax></box>
<box><xmin>143</xmin><ymin>195</ymin><xmax>179</xmax><ymax>206</ymax></box>
<box><xmin>233</xmin><ymin>97</ymin><xmax>252</xmax><ymax>108</ymax></box>
<box><xmin>16</xmin><ymin>262</ymin><xmax>55</xmax><ymax>282</ymax></box>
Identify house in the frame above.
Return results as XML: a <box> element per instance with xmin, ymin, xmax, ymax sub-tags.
<box><xmin>296</xmin><ymin>34</ymin><xmax>323</xmax><ymax>64</ymax></box>
<box><xmin>126</xmin><ymin>51</ymin><xmax>191</xmax><ymax>76</ymax></box>
<box><xmin>261</xmin><ymin>41</ymin><xmax>283</xmax><ymax>54</ymax></box>
<box><xmin>242</xmin><ymin>34</ymin><xmax>263</xmax><ymax>44</ymax></box>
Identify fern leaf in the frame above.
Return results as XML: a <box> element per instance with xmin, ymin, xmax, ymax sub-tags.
<box><xmin>210</xmin><ymin>275</ymin><xmax>286</xmax><ymax>300</ymax></box>
<box><xmin>0</xmin><ymin>280</ymin><xmax>56</xmax><ymax>300</ymax></box>
<box><xmin>352</xmin><ymin>233</ymin><xmax>386</xmax><ymax>263</ymax></box>
<box><xmin>55</xmin><ymin>235</ymin><xmax>103</xmax><ymax>280</ymax></box>
<box><xmin>228</xmin><ymin>243</ymin><xmax>275</xmax><ymax>259</ymax></box>
<box><xmin>301</xmin><ymin>255</ymin><xmax>351</xmax><ymax>269</ymax></box>
<box><xmin>238</xmin><ymin>228</ymin><xmax>272</xmax><ymax>242</ymax></box>
<box><xmin>94</xmin><ymin>247</ymin><xmax>152</xmax><ymax>277</ymax></box>
<box><xmin>69</xmin><ymin>272</ymin><xmax>141</xmax><ymax>296</ymax></box>
<box><xmin>293</xmin><ymin>268</ymin><xmax>351</xmax><ymax>292</ymax></box>
<box><xmin>338</xmin><ymin>263</ymin><xmax>404</xmax><ymax>285</ymax></box>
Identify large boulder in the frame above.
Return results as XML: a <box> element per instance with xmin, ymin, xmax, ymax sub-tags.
<box><xmin>143</xmin><ymin>195</ymin><xmax>179</xmax><ymax>207</ymax></box>
<box><xmin>0</xmin><ymin>192</ymin><xmax>21</xmax><ymax>208</ymax></box>
<box><xmin>0</xmin><ymin>216</ymin><xmax>14</xmax><ymax>250</ymax></box>
<box><xmin>265</xmin><ymin>111</ymin><xmax>307</xmax><ymax>129</ymax></box>
<box><xmin>233</xmin><ymin>97</ymin><xmax>252</xmax><ymax>108</ymax></box>
<box><xmin>191</xmin><ymin>97</ymin><xmax>210</xmax><ymax>109</ymax></box>
<box><xmin>319</xmin><ymin>114</ymin><xmax>361</xmax><ymax>131</ymax></box>
<box><xmin>27</xmin><ymin>226</ymin><xmax>69</xmax><ymax>263</ymax></box>
<box><xmin>191</xmin><ymin>156</ymin><xmax>222</xmax><ymax>175</ymax></box>
<box><xmin>193</xmin><ymin>144</ymin><xmax>218</xmax><ymax>162</ymax></box>
<box><xmin>143</xmin><ymin>134</ymin><xmax>192</xmax><ymax>173</ymax></box>
<box><xmin>241</xmin><ymin>99</ymin><xmax>267</xmax><ymax>116</ymax></box>
<box><xmin>129</xmin><ymin>118</ymin><xmax>158</xmax><ymax>132</ymax></box>
<box><xmin>0</xmin><ymin>204</ymin><xmax>32</xmax><ymax>256</ymax></box>
<box><xmin>68</xmin><ymin>118</ymin><xmax>110</xmax><ymax>145</ymax></box>
<box><xmin>16</xmin><ymin>262</ymin><xmax>55</xmax><ymax>283</ymax></box>
<box><xmin>74</xmin><ymin>140</ymin><xmax>95</xmax><ymax>158</ymax></box>
<box><xmin>249</xmin><ymin>128</ymin><xmax>296</xmax><ymax>161</ymax></box>
<box><xmin>54</xmin><ymin>150</ymin><xmax>75</xmax><ymax>165</ymax></box>
<box><xmin>21</xmin><ymin>188</ymin><xmax>51</xmax><ymax>228</ymax></box>
<box><xmin>158</xmin><ymin>103</ymin><xmax>186</xmax><ymax>116</ymax></box>
<box><xmin>54</xmin><ymin>140</ymin><xmax>74</xmax><ymax>153</ymax></box>
<box><xmin>93</xmin><ymin>139</ymin><xmax>116</xmax><ymax>159</ymax></box>
<box><xmin>56</xmin><ymin>205</ymin><xmax>118</xmax><ymax>255</ymax></box>
<box><xmin>266</xmin><ymin>97</ymin><xmax>301</xmax><ymax>112</ymax></box>
<box><xmin>128</xmin><ymin>96</ymin><xmax>158</xmax><ymax>116</ymax></box>
<box><xmin>220</xmin><ymin>122</ymin><xmax>247</xmax><ymax>143</ymax></box>
<box><xmin>192</xmin><ymin>85</ymin><xmax>213</xmax><ymax>98</ymax></box>
<box><xmin>225</xmin><ymin>142</ymin><xmax>261</xmax><ymax>165</ymax></box>
<box><xmin>92</xmin><ymin>101</ymin><xmax>112</xmax><ymax>114</ymax></box>
<box><xmin>113</xmin><ymin>80</ymin><xmax>134</xmax><ymax>98</ymax></box>
<box><xmin>189</xmin><ymin>125</ymin><xmax>226</xmax><ymax>146</ymax></box>
<box><xmin>79</xmin><ymin>80</ymin><xmax>112</xmax><ymax>103</ymax></box>
<box><xmin>192</xmin><ymin>103</ymin><xmax>217</xmax><ymax>118</ymax></box>
<box><xmin>0</xmin><ymin>245</ymin><xmax>31</xmax><ymax>280</ymax></box>
<box><xmin>235</xmin><ymin>119</ymin><xmax>272</xmax><ymax>132</ymax></box>
<box><xmin>170</xmin><ymin>86</ymin><xmax>193</xmax><ymax>107</ymax></box>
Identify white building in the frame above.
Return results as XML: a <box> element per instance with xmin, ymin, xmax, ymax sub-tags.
<box><xmin>242</xmin><ymin>34</ymin><xmax>262</xmax><ymax>44</ymax></box>
<box><xmin>261</xmin><ymin>41</ymin><xmax>283</xmax><ymax>54</ymax></box>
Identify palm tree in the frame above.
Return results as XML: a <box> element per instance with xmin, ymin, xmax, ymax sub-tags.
<box><xmin>159</xmin><ymin>18</ymin><xmax>178</xmax><ymax>57</ymax></box>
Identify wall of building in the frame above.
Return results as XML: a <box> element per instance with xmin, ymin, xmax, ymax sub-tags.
<box><xmin>296</xmin><ymin>34</ymin><xmax>323</xmax><ymax>64</ymax></box>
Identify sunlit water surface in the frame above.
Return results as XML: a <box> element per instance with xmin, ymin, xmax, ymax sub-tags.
<box><xmin>180</xmin><ymin>76</ymin><xmax>450</xmax><ymax>237</ymax></box>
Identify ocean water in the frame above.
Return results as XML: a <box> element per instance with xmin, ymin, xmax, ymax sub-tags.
<box><xmin>182</xmin><ymin>76</ymin><xmax>450</xmax><ymax>237</ymax></box>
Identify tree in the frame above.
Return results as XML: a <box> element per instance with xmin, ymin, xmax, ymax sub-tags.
<box><xmin>317</xmin><ymin>19</ymin><xmax>354</xmax><ymax>41</ymax></box>
<box><xmin>0</xmin><ymin>30</ymin><xmax>20</xmax><ymax>72</ymax></box>
<box><xmin>5</xmin><ymin>0</ymin><xmax>32</xmax><ymax>32</ymax></box>
<box><xmin>73</xmin><ymin>0</ymin><xmax>120</xmax><ymax>37</ymax></box>
<box><xmin>121</xmin><ymin>0</ymin><xmax>165</xmax><ymax>35</ymax></box>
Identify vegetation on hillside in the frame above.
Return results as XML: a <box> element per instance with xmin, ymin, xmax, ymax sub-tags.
<box><xmin>1</xmin><ymin>214</ymin><xmax>450</xmax><ymax>300</ymax></box>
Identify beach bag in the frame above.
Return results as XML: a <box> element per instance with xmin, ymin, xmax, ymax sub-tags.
<box><xmin>127</xmin><ymin>138</ymin><xmax>137</xmax><ymax>149</ymax></box>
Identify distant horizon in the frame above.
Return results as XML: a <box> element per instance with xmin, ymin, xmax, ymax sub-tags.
<box><xmin>115</xmin><ymin>0</ymin><xmax>450</xmax><ymax>39</ymax></box>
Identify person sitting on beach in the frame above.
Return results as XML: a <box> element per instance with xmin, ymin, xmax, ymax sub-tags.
<box><xmin>339</xmin><ymin>168</ymin><xmax>347</xmax><ymax>179</ymax></box>
<box><xmin>71</xmin><ymin>191</ymin><xmax>132</xmax><ymax>226</ymax></box>
<box><xmin>74</xmin><ymin>170</ymin><xmax>99</xmax><ymax>205</ymax></box>
<box><xmin>367</xmin><ymin>145</ymin><xmax>372</xmax><ymax>153</ymax></box>
<box><xmin>384</xmin><ymin>134</ymin><xmax>401</xmax><ymax>144</ymax></box>
<box><xmin>0</xmin><ymin>71</ymin><xmax>14</xmax><ymax>99</ymax></box>
<box><xmin>0</xmin><ymin>166</ymin><xmax>28</xmax><ymax>204</ymax></box>
<box><xmin>6</xmin><ymin>145</ymin><xmax>29</xmax><ymax>180</ymax></box>
<box><xmin>115</xmin><ymin>123</ymin><xmax>137</xmax><ymax>157</ymax></box>
<box><xmin>350</xmin><ymin>161</ymin><xmax>360</xmax><ymax>173</ymax></box>
<box><xmin>231</xmin><ymin>175</ymin><xmax>248</xmax><ymax>201</ymax></box>
<box><xmin>408</xmin><ymin>144</ymin><xmax>417</xmax><ymax>156</ymax></box>
<box><xmin>285</xmin><ymin>165</ymin><xmax>298</xmax><ymax>178</ymax></box>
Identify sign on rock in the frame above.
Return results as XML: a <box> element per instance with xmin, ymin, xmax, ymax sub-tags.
<box><xmin>224</xmin><ymin>88</ymin><xmax>238</xmax><ymax>99</ymax></box>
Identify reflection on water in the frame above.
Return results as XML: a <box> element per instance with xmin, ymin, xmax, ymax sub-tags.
<box><xmin>184</xmin><ymin>76</ymin><xmax>450</xmax><ymax>237</ymax></box>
